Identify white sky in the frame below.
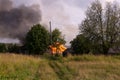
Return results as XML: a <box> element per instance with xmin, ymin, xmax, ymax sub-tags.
<box><xmin>10</xmin><ymin>0</ymin><xmax>120</xmax><ymax>45</ymax></box>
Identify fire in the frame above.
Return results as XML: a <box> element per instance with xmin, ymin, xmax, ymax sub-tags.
<box><xmin>49</xmin><ymin>42</ymin><xmax>67</xmax><ymax>55</ymax></box>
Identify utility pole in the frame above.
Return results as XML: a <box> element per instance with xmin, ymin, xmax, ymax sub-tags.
<box><xmin>49</xmin><ymin>21</ymin><xmax>52</xmax><ymax>45</ymax></box>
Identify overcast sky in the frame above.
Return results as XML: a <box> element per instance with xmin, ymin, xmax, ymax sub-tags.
<box><xmin>8</xmin><ymin>0</ymin><xmax>120</xmax><ymax>45</ymax></box>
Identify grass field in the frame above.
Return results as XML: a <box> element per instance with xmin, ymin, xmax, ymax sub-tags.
<box><xmin>0</xmin><ymin>53</ymin><xmax>120</xmax><ymax>80</ymax></box>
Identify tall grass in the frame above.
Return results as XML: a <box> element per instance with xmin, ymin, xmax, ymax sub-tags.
<box><xmin>0</xmin><ymin>53</ymin><xmax>41</xmax><ymax>80</ymax></box>
<box><xmin>63</xmin><ymin>55</ymin><xmax>120</xmax><ymax>80</ymax></box>
<box><xmin>0</xmin><ymin>53</ymin><xmax>120</xmax><ymax>80</ymax></box>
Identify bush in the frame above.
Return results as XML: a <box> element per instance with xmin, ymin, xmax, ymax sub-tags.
<box><xmin>7</xmin><ymin>44</ymin><xmax>20</xmax><ymax>53</ymax></box>
<box><xmin>70</xmin><ymin>34</ymin><xmax>90</xmax><ymax>55</ymax></box>
<box><xmin>0</xmin><ymin>43</ymin><xmax>7</xmax><ymax>52</ymax></box>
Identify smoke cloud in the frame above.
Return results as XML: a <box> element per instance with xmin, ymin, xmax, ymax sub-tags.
<box><xmin>0</xmin><ymin>0</ymin><xmax>41</xmax><ymax>42</ymax></box>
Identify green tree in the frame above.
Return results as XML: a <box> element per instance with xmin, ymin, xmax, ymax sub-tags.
<box><xmin>25</xmin><ymin>24</ymin><xmax>49</xmax><ymax>54</ymax></box>
<box><xmin>104</xmin><ymin>3</ymin><xmax>120</xmax><ymax>51</ymax></box>
<box><xmin>79</xmin><ymin>0</ymin><xmax>120</xmax><ymax>54</ymax></box>
<box><xmin>52</xmin><ymin>28</ymin><xmax>66</xmax><ymax>44</ymax></box>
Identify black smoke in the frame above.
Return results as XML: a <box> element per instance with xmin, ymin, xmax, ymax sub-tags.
<box><xmin>0</xmin><ymin>0</ymin><xmax>41</xmax><ymax>42</ymax></box>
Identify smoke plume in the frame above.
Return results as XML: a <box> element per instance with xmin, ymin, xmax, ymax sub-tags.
<box><xmin>0</xmin><ymin>0</ymin><xmax>41</xmax><ymax>42</ymax></box>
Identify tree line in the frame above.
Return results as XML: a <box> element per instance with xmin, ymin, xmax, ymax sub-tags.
<box><xmin>0</xmin><ymin>0</ymin><xmax>120</xmax><ymax>55</ymax></box>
